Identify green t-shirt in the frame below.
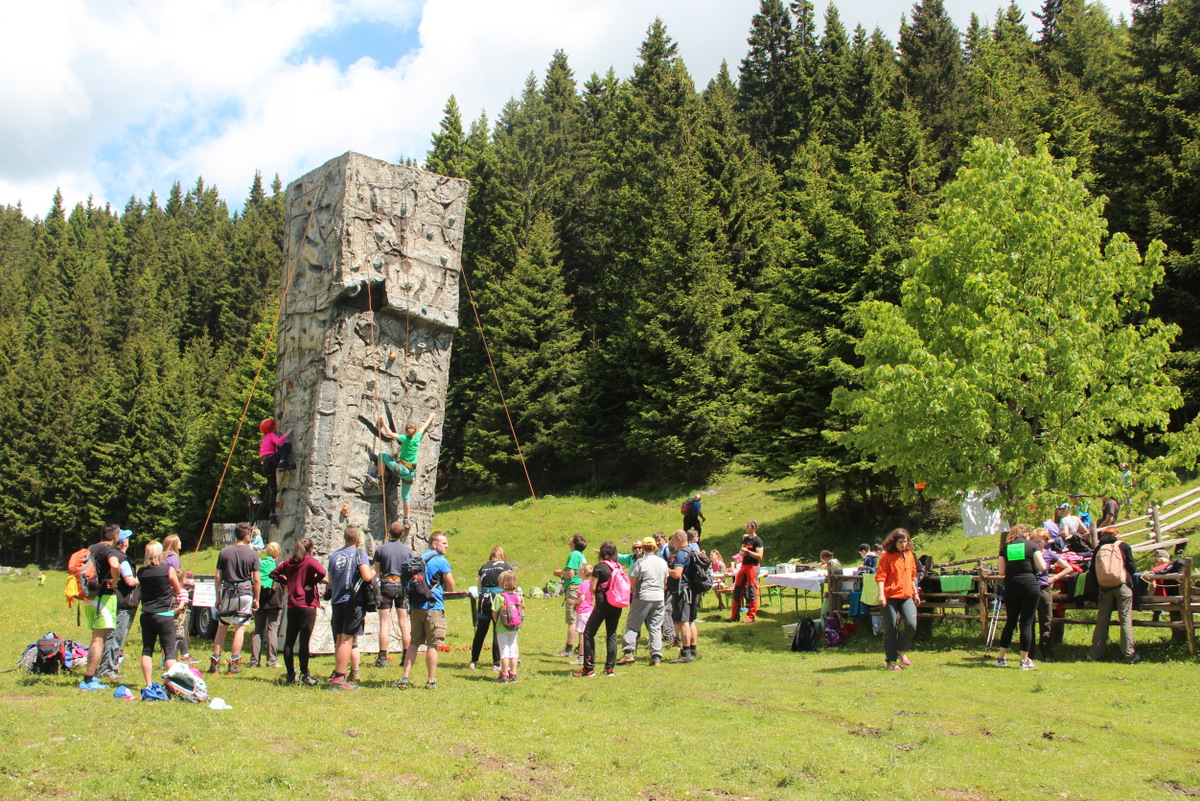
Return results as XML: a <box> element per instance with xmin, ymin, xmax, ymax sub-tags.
<box><xmin>564</xmin><ymin>549</ymin><xmax>585</xmax><ymax>587</ymax></box>
<box><xmin>617</xmin><ymin>552</ymin><xmax>636</xmax><ymax>569</ymax></box>
<box><xmin>399</xmin><ymin>432</ymin><xmax>424</xmax><ymax>464</ymax></box>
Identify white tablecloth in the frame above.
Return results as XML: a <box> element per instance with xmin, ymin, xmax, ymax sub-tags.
<box><xmin>764</xmin><ymin>566</ymin><xmax>860</xmax><ymax>593</ymax></box>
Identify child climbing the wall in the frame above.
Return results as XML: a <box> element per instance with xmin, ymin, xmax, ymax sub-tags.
<box><xmin>373</xmin><ymin>411</ymin><xmax>435</xmax><ymax>524</ymax></box>
<box><xmin>259</xmin><ymin>418</ymin><xmax>293</xmax><ymax>525</ymax></box>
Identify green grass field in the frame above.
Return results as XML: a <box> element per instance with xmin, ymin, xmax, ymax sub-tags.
<box><xmin>2</xmin><ymin>471</ymin><xmax>1198</xmax><ymax>801</ymax></box>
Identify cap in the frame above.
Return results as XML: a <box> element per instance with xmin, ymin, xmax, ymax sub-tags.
<box><xmin>208</xmin><ymin>697</ymin><xmax>234</xmax><ymax>710</ymax></box>
<box><xmin>1153</xmin><ymin>549</ymin><xmax>1170</xmax><ymax>560</ymax></box>
<box><xmin>693</xmin><ymin>494</ymin><xmax>701</xmax><ymax>500</ymax></box>
<box><xmin>113</xmin><ymin>686</ymin><xmax>134</xmax><ymax>700</ymax></box>
<box><xmin>117</xmin><ymin>529</ymin><xmax>132</xmax><ymax>544</ymax></box>
<box><xmin>642</xmin><ymin>537</ymin><xmax>657</xmax><ymax>550</ymax></box>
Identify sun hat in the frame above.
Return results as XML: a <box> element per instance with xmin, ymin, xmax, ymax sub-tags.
<box><xmin>208</xmin><ymin>697</ymin><xmax>233</xmax><ymax>710</ymax></box>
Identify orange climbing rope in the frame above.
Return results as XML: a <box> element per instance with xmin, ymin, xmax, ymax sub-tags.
<box><xmin>458</xmin><ymin>264</ymin><xmax>555</xmax><ymax>556</ymax></box>
<box><xmin>192</xmin><ymin>183</ymin><xmax>323</xmax><ymax>554</ymax></box>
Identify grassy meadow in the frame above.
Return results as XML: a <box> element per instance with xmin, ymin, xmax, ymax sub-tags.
<box><xmin>2</xmin><ymin>469</ymin><xmax>1199</xmax><ymax>801</ymax></box>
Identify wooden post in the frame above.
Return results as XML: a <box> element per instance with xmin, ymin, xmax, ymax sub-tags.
<box><xmin>976</xmin><ymin>566</ymin><xmax>988</xmax><ymax>640</ymax></box>
<box><xmin>1183</xmin><ymin>557</ymin><xmax>1195</xmax><ymax>656</ymax></box>
<box><xmin>1151</xmin><ymin>503</ymin><xmax>1163</xmax><ymax>543</ymax></box>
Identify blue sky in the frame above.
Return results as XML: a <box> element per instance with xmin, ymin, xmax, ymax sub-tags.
<box><xmin>0</xmin><ymin>0</ymin><xmax>1132</xmax><ymax>218</ymax></box>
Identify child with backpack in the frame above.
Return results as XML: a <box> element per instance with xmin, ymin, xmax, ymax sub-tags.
<box><xmin>491</xmin><ymin>571</ymin><xmax>523</xmax><ymax>683</ymax></box>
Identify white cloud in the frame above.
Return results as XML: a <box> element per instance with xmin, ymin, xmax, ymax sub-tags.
<box><xmin>0</xmin><ymin>0</ymin><xmax>1133</xmax><ymax>215</ymax></box>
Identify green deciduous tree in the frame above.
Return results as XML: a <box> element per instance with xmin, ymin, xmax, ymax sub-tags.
<box><xmin>836</xmin><ymin>138</ymin><xmax>1188</xmax><ymax>520</ymax></box>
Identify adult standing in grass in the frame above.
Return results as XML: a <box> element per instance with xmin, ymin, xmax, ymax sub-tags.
<box><xmin>994</xmin><ymin>524</ymin><xmax>1046</xmax><ymax>671</ymax></box>
<box><xmin>136</xmin><ymin>541</ymin><xmax>183</xmax><ymax>688</ymax></box>
<box><xmin>396</xmin><ymin>531</ymin><xmax>455</xmax><ymax>690</ymax></box>
<box><xmin>727</xmin><ymin>520</ymin><xmax>764</xmax><ymax>623</ymax></box>
<box><xmin>617</xmin><ymin>537</ymin><xmax>668</xmax><ymax>667</ymax></box>
<box><xmin>327</xmin><ymin>525</ymin><xmax>374</xmax><ymax>690</ymax></box>
<box><xmin>210</xmin><ymin>522</ymin><xmax>260</xmax><ymax>675</ymax></box>
<box><xmin>876</xmin><ymin>528</ymin><xmax>920</xmax><ymax>671</ymax></box>
<box><xmin>470</xmin><ymin>546</ymin><xmax>513</xmax><ymax>671</ymax></box>
<box><xmin>553</xmin><ymin>534</ymin><xmax>587</xmax><ymax>658</ymax></box>
<box><xmin>1086</xmin><ymin>526</ymin><xmax>1140</xmax><ymax>665</ymax></box>
<box><xmin>575</xmin><ymin>541</ymin><xmax>625</xmax><ymax>678</ymax></box>
<box><xmin>251</xmin><ymin>542</ymin><xmax>283</xmax><ymax>668</ymax></box>
<box><xmin>667</xmin><ymin>530</ymin><xmax>699</xmax><ymax>663</ymax></box>
<box><xmin>682</xmin><ymin>494</ymin><xmax>705</xmax><ymax>539</ymax></box>
<box><xmin>79</xmin><ymin>524</ymin><xmax>124</xmax><ymax>691</ymax></box>
<box><xmin>162</xmin><ymin>535</ymin><xmax>194</xmax><ymax>664</ymax></box>
<box><xmin>270</xmin><ymin>536</ymin><xmax>326</xmax><ymax>686</ymax></box>
<box><xmin>99</xmin><ymin>529</ymin><xmax>140</xmax><ymax>680</ymax></box>
<box><xmin>373</xmin><ymin>521</ymin><xmax>413</xmax><ymax>668</ymax></box>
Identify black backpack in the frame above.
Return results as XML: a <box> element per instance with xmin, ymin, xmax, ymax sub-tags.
<box><xmin>351</xmin><ymin>549</ymin><xmax>382</xmax><ymax>612</ymax></box>
<box><xmin>402</xmin><ymin>553</ymin><xmax>437</xmax><ymax>606</ymax></box>
<box><xmin>790</xmin><ymin>618</ymin><xmax>822</xmax><ymax>652</ymax></box>
<box><xmin>687</xmin><ymin>549</ymin><xmax>716</xmax><ymax>593</ymax></box>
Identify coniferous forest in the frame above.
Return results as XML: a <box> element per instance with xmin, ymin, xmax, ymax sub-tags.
<box><xmin>2</xmin><ymin>0</ymin><xmax>1199</xmax><ymax>563</ymax></box>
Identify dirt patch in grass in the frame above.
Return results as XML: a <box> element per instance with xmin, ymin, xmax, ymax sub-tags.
<box><xmin>1158</xmin><ymin>779</ymin><xmax>1200</xmax><ymax>797</ymax></box>
<box><xmin>849</xmin><ymin>725</ymin><xmax>886</xmax><ymax>738</ymax></box>
<box><xmin>0</xmin><ymin>695</ymin><xmax>43</xmax><ymax>704</ymax></box>
<box><xmin>936</xmin><ymin>790</ymin><xmax>991</xmax><ymax>801</ymax></box>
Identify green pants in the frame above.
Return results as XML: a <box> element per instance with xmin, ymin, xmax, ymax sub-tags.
<box><xmin>373</xmin><ymin>453</ymin><xmax>415</xmax><ymax>502</ymax></box>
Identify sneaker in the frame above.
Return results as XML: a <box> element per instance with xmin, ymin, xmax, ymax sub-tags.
<box><xmin>424</xmin><ymin>681</ymin><xmax>437</xmax><ymax>690</ymax></box>
<box><xmin>899</xmin><ymin>655</ymin><xmax>912</xmax><ymax>667</ymax></box>
<box><xmin>392</xmin><ymin>677</ymin><xmax>411</xmax><ymax>690</ymax></box>
<box><xmin>248</xmin><ymin>660</ymin><xmax>260</xmax><ymax>669</ymax></box>
<box><xmin>669</xmin><ymin>652</ymin><xmax>694</xmax><ymax>664</ymax></box>
<box><xmin>492</xmin><ymin>664</ymin><xmax>502</xmax><ymax>673</ymax></box>
<box><xmin>886</xmin><ymin>662</ymin><xmax>903</xmax><ymax>671</ymax></box>
<box><xmin>1020</xmin><ymin>659</ymin><xmax>1037</xmax><ymax>671</ymax></box>
<box><xmin>285</xmin><ymin>673</ymin><xmax>297</xmax><ymax>684</ymax></box>
<box><xmin>604</xmin><ymin>668</ymin><xmax>615</xmax><ymax>676</ymax></box>
<box><xmin>572</xmin><ymin>670</ymin><xmax>596</xmax><ymax>678</ymax></box>
<box><xmin>467</xmin><ymin>662</ymin><xmax>477</xmax><ymax>670</ymax></box>
<box><xmin>1126</xmin><ymin>653</ymin><xmax>1142</xmax><ymax>665</ymax></box>
<box><xmin>266</xmin><ymin>661</ymin><xmax>280</xmax><ymax>668</ymax></box>
<box><xmin>330</xmin><ymin>677</ymin><xmax>358</xmax><ymax>690</ymax></box>
<box><xmin>554</xmin><ymin>648</ymin><xmax>573</xmax><ymax>658</ymax></box>
<box><xmin>569</xmin><ymin>656</ymin><xmax>584</xmax><ymax>665</ymax></box>
<box><xmin>649</xmin><ymin>656</ymin><xmax>661</xmax><ymax>667</ymax></box>
<box><xmin>227</xmin><ymin>657</ymin><xmax>241</xmax><ymax>675</ymax></box>
<box><xmin>995</xmin><ymin>657</ymin><xmax>1008</xmax><ymax>668</ymax></box>
<box><xmin>506</xmin><ymin>674</ymin><xmax>517</xmax><ymax>683</ymax></box>
<box><xmin>616</xmin><ymin>655</ymin><xmax>636</xmax><ymax>666</ymax></box>
<box><xmin>373</xmin><ymin>655</ymin><xmax>390</xmax><ymax>669</ymax></box>
<box><xmin>349</xmin><ymin>669</ymin><xmax>360</xmax><ymax>683</ymax></box>
<box><xmin>300</xmin><ymin>674</ymin><xmax>319</xmax><ymax>686</ymax></box>
<box><xmin>496</xmin><ymin>674</ymin><xmax>508</xmax><ymax>684</ymax></box>
<box><xmin>79</xmin><ymin>677</ymin><xmax>108</xmax><ymax>691</ymax></box>
<box><xmin>208</xmin><ymin>656</ymin><xmax>222</xmax><ymax>674</ymax></box>
<box><xmin>725</xmin><ymin>617</ymin><xmax>739</xmax><ymax>623</ymax></box>
<box><xmin>180</xmin><ymin>654</ymin><xmax>200</xmax><ymax>665</ymax></box>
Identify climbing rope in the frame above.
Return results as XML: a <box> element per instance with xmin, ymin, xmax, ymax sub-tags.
<box><xmin>192</xmin><ymin>183</ymin><xmax>324</xmax><ymax>554</ymax></box>
<box><xmin>458</xmin><ymin>263</ymin><xmax>555</xmax><ymax>558</ymax></box>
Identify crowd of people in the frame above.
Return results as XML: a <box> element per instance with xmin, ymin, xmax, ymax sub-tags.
<box><xmin>69</xmin><ymin>487</ymin><xmax>1183</xmax><ymax>694</ymax></box>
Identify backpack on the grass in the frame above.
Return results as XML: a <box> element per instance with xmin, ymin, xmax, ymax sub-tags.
<box><xmin>603</xmin><ymin>560</ymin><xmax>631</xmax><ymax>608</ymax></box>
<box><xmin>1095</xmin><ymin>542</ymin><xmax>1126</xmax><ymax>588</ymax></box>
<box><xmin>824</xmin><ymin>615</ymin><xmax>844</xmax><ymax>646</ymax></box>
<box><xmin>498</xmin><ymin>591</ymin><xmax>524</xmax><ymax>630</ymax></box>
<box><xmin>18</xmin><ymin>633</ymin><xmax>86</xmax><ymax>674</ymax></box>
<box><xmin>790</xmin><ymin>618</ymin><xmax>822</xmax><ymax>652</ymax></box>
<box><xmin>162</xmin><ymin>663</ymin><xmax>209</xmax><ymax>703</ymax></box>
<box><xmin>687</xmin><ymin>549</ymin><xmax>716</xmax><ymax>594</ymax></box>
<box><xmin>141</xmin><ymin>683</ymin><xmax>169</xmax><ymax>701</ymax></box>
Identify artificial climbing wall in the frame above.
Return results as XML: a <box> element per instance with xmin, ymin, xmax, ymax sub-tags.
<box><xmin>275</xmin><ymin>152</ymin><xmax>468</xmax><ymax>559</ymax></box>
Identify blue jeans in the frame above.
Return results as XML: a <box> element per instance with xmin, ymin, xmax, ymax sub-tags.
<box><xmin>883</xmin><ymin>597</ymin><xmax>917</xmax><ymax>663</ymax></box>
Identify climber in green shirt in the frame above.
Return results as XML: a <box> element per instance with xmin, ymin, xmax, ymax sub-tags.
<box><xmin>374</xmin><ymin>412</ymin><xmax>435</xmax><ymax>523</ymax></box>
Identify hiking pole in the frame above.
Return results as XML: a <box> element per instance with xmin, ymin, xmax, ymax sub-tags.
<box><xmin>985</xmin><ymin>592</ymin><xmax>1002</xmax><ymax>650</ymax></box>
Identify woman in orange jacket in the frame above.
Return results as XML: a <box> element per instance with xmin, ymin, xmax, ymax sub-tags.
<box><xmin>876</xmin><ymin>528</ymin><xmax>921</xmax><ymax>671</ymax></box>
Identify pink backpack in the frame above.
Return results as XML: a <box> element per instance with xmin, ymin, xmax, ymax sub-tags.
<box><xmin>604</xmin><ymin>560</ymin><xmax>631</xmax><ymax>608</ymax></box>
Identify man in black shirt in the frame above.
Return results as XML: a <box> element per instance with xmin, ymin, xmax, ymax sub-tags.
<box><xmin>373</xmin><ymin>521</ymin><xmax>414</xmax><ymax>667</ymax></box>
<box><xmin>79</xmin><ymin>524</ymin><xmax>124</xmax><ymax>691</ymax></box>
<box><xmin>210</xmin><ymin>523</ymin><xmax>261</xmax><ymax>675</ymax></box>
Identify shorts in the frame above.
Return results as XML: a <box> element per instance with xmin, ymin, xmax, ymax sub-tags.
<box><xmin>379</xmin><ymin>580</ymin><xmax>409</xmax><ymax>612</ymax></box>
<box><xmin>575</xmin><ymin>608</ymin><xmax>592</xmax><ymax>635</ymax></box>
<box><xmin>410</xmin><ymin>608</ymin><xmax>447</xmax><ymax>649</ymax></box>
<box><xmin>672</xmin><ymin>591</ymin><xmax>697</xmax><ymax>624</ymax></box>
<box><xmin>217</xmin><ymin>582</ymin><xmax>254</xmax><ymax>626</ymax></box>
<box><xmin>140</xmin><ymin>613</ymin><xmax>177</xmax><ymax>661</ymax></box>
<box><xmin>85</xmin><ymin>594</ymin><xmax>118</xmax><ymax>631</ymax></box>
<box><xmin>331</xmin><ymin>602</ymin><xmax>365</xmax><ymax>637</ymax></box>
<box><xmin>564</xmin><ymin>584</ymin><xmax>580</xmax><ymax>625</ymax></box>
<box><xmin>497</xmin><ymin>631</ymin><xmax>519</xmax><ymax>661</ymax></box>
